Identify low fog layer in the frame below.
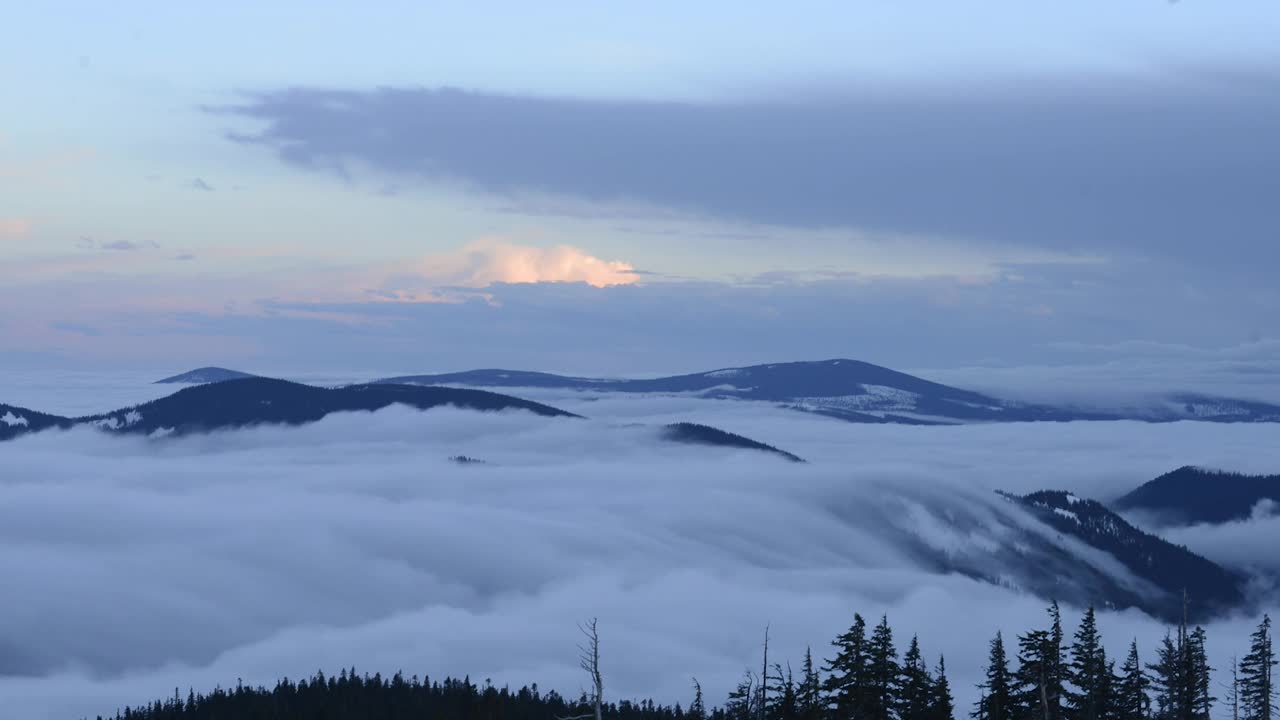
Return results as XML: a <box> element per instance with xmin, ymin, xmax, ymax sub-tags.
<box><xmin>2</xmin><ymin>391</ymin><xmax>1279</xmax><ymax>720</ymax></box>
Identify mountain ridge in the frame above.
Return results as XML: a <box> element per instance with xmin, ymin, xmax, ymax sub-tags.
<box><xmin>0</xmin><ymin>378</ymin><xmax>579</xmax><ymax>440</ymax></box>
<box><xmin>1115</xmin><ymin>466</ymin><xmax>1280</xmax><ymax>526</ymax></box>
<box><xmin>156</xmin><ymin>366</ymin><xmax>260</xmax><ymax>384</ymax></box>
<box><xmin>369</xmin><ymin>359</ymin><xmax>1280</xmax><ymax>425</ymax></box>
<box><xmin>1003</xmin><ymin>489</ymin><xmax>1247</xmax><ymax>621</ymax></box>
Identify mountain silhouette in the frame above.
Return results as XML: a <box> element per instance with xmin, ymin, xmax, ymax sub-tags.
<box><xmin>1115</xmin><ymin>465</ymin><xmax>1280</xmax><ymax>525</ymax></box>
<box><xmin>1006</xmin><ymin>489</ymin><xmax>1247</xmax><ymax>621</ymax></box>
<box><xmin>155</xmin><ymin>367</ymin><xmax>259</xmax><ymax>384</ymax></box>
<box><xmin>661</xmin><ymin>422</ymin><xmax>804</xmax><ymax>462</ymax></box>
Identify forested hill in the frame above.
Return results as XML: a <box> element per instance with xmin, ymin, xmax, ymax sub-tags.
<box><xmin>92</xmin><ymin>672</ymin><xmax>694</xmax><ymax>720</ymax></box>
<box><xmin>0</xmin><ymin>402</ymin><xmax>71</xmax><ymax>441</ymax></box>
<box><xmin>1115</xmin><ymin>466</ymin><xmax>1280</xmax><ymax>525</ymax></box>
<box><xmin>79</xmin><ymin>379</ymin><xmax>580</xmax><ymax>435</ymax></box>
<box><xmin>1009</xmin><ymin>490</ymin><xmax>1246</xmax><ymax>621</ymax></box>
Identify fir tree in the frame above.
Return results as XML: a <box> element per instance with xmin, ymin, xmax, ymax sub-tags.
<box><xmin>1015</xmin><ymin>604</ymin><xmax>1066</xmax><ymax>720</ymax></box>
<box><xmin>1241</xmin><ymin>615</ymin><xmax>1276</xmax><ymax>720</ymax></box>
<box><xmin>1115</xmin><ymin>641</ymin><xmax>1150</xmax><ymax>720</ymax></box>
<box><xmin>900</xmin><ymin>636</ymin><xmax>935</xmax><ymax>720</ymax></box>
<box><xmin>1149</xmin><ymin>632</ymin><xmax>1186</xmax><ymax>720</ymax></box>
<box><xmin>930</xmin><ymin>657</ymin><xmax>955</xmax><ymax>720</ymax></box>
<box><xmin>1068</xmin><ymin>607</ymin><xmax>1111</xmax><ymax>720</ymax></box>
<box><xmin>774</xmin><ymin>664</ymin><xmax>799</xmax><ymax>720</ymax></box>
<box><xmin>825</xmin><ymin>615</ymin><xmax>871</xmax><ymax>720</ymax></box>
<box><xmin>798</xmin><ymin>648</ymin><xmax>824</xmax><ymax>720</ymax></box>
<box><xmin>974</xmin><ymin>632</ymin><xmax>1014</xmax><ymax>720</ymax></box>
<box><xmin>728</xmin><ymin>672</ymin><xmax>759</xmax><ymax>720</ymax></box>
<box><xmin>690</xmin><ymin>679</ymin><xmax>707</xmax><ymax>720</ymax></box>
<box><xmin>1188</xmin><ymin>627</ymin><xmax>1213</xmax><ymax>720</ymax></box>
<box><xmin>867</xmin><ymin>615</ymin><xmax>901</xmax><ymax>720</ymax></box>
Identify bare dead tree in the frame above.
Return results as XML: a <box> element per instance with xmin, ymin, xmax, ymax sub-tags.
<box><xmin>761</xmin><ymin>625</ymin><xmax>771</xmax><ymax>720</ymax></box>
<box><xmin>1220</xmin><ymin>656</ymin><xmax>1240</xmax><ymax>720</ymax></box>
<box><xmin>560</xmin><ymin>618</ymin><xmax>603</xmax><ymax>720</ymax></box>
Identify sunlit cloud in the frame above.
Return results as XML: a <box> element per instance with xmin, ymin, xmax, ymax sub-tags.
<box><xmin>415</xmin><ymin>238</ymin><xmax>639</xmax><ymax>289</ymax></box>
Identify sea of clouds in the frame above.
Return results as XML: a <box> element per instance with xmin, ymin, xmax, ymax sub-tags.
<box><xmin>2</xmin><ymin>378</ymin><xmax>1279</xmax><ymax>720</ymax></box>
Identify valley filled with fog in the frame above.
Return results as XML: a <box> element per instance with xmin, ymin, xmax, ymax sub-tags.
<box><xmin>2</xmin><ymin>376</ymin><xmax>1279</xmax><ymax>720</ymax></box>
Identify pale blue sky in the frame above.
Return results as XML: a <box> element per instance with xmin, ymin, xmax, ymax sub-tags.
<box><xmin>2</xmin><ymin>1</ymin><xmax>1279</xmax><ymax>379</ymax></box>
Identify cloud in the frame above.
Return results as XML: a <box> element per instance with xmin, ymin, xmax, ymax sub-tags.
<box><xmin>411</xmin><ymin>238</ymin><xmax>639</xmax><ymax>289</ymax></box>
<box><xmin>0</xmin><ymin>218</ymin><xmax>32</xmax><ymax>239</ymax></box>
<box><xmin>217</xmin><ymin>75</ymin><xmax>1280</xmax><ymax>272</ymax></box>
<box><xmin>76</xmin><ymin>237</ymin><xmax>160</xmax><ymax>252</ymax></box>
<box><xmin>5</xmin><ymin>253</ymin><xmax>1278</xmax><ymax>378</ymax></box>
<box><xmin>0</xmin><ymin>393</ymin><xmax>1277</xmax><ymax>720</ymax></box>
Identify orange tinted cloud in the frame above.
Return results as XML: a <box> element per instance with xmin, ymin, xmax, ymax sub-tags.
<box><xmin>418</xmin><ymin>238</ymin><xmax>638</xmax><ymax>288</ymax></box>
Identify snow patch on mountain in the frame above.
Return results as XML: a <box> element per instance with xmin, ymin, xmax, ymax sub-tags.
<box><xmin>703</xmin><ymin>368</ymin><xmax>748</xmax><ymax>379</ymax></box>
<box><xmin>792</xmin><ymin>384</ymin><xmax>922</xmax><ymax>413</ymax></box>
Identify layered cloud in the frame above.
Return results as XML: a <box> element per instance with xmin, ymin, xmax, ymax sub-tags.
<box><xmin>218</xmin><ymin>76</ymin><xmax>1280</xmax><ymax>274</ymax></box>
<box><xmin>1</xmin><ymin>387</ymin><xmax>1278</xmax><ymax>720</ymax></box>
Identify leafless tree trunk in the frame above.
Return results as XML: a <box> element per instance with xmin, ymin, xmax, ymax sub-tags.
<box><xmin>1221</xmin><ymin>656</ymin><xmax>1240</xmax><ymax>720</ymax></box>
<box><xmin>560</xmin><ymin>618</ymin><xmax>603</xmax><ymax>720</ymax></box>
<box><xmin>761</xmin><ymin>625</ymin><xmax>771</xmax><ymax>720</ymax></box>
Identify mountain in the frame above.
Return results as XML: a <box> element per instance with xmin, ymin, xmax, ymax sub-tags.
<box><xmin>375</xmin><ymin>359</ymin><xmax>1280</xmax><ymax>425</ymax></box>
<box><xmin>661</xmin><ymin>422</ymin><xmax>804</xmax><ymax>462</ymax></box>
<box><xmin>0</xmin><ymin>379</ymin><xmax>580</xmax><ymax>441</ymax></box>
<box><xmin>80</xmin><ymin>378</ymin><xmax>579</xmax><ymax>436</ymax></box>
<box><xmin>0</xmin><ymin>403</ymin><xmax>72</xmax><ymax>441</ymax></box>
<box><xmin>375</xmin><ymin>359</ymin><xmax>1097</xmax><ymax>424</ymax></box>
<box><xmin>2</xmin><ymin>383</ymin><xmax>800</xmax><ymax>462</ymax></box>
<box><xmin>1005</xmin><ymin>490</ymin><xmax>1246</xmax><ymax>620</ymax></box>
<box><xmin>155</xmin><ymin>367</ymin><xmax>259</xmax><ymax>384</ymax></box>
<box><xmin>1115</xmin><ymin>466</ymin><xmax>1280</xmax><ymax>525</ymax></box>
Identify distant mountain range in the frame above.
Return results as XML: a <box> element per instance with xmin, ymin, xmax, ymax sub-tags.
<box><xmin>1115</xmin><ymin>466</ymin><xmax>1280</xmax><ymax>526</ymax></box>
<box><xmin>370</xmin><ymin>359</ymin><xmax>1280</xmax><ymax>425</ymax></box>
<box><xmin>1</xmin><ymin>378</ymin><xmax>576</xmax><ymax>441</ymax></box>
<box><xmin>8</xmin><ymin>367</ymin><xmax>1270</xmax><ymax>619</ymax></box>
<box><xmin>0</xmin><ymin>378</ymin><xmax>804</xmax><ymax>461</ymax></box>
<box><xmin>147</xmin><ymin>360</ymin><xmax>1280</xmax><ymax>425</ymax></box>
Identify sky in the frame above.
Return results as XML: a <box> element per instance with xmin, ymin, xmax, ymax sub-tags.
<box><xmin>3</xmin><ymin>388</ymin><xmax>1280</xmax><ymax>720</ymax></box>
<box><xmin>3</xmin><ymin>1</ymin><xmax>1280</xmax><ymax>387</ymax></box>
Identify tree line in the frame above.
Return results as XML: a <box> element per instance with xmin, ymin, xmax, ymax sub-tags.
<box><xmin>89</xmin><ymin>608</ymin><xmax>1275</xmax><ymax>720</ymax></box>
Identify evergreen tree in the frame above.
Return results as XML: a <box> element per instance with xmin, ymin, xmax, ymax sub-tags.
<box><xmin>900</xmin><ymin>636</ymin><xmax>935</xmax><ymax>720</ymax></box>
<box><xmin>1015</xmin><ymin>604</ymin><xmax>1066</xmax><ymax>720</ymax></box>
<box><xmin>1148</xmin><ymin>632</ymin><xmax>1186</xmax><ymax>720</ymax></box>
<box><xmin>798</xmin><ymin>648</ymin><xmax>824</xmax><ymax>720</ymax></box>
<box><xmin>1115</xmin><ymin>641</ymin><xmax>1149</xmax><ymax>720</ymax></box>
<box><xmin>825</xmin><ymin>615</ymin><xmax>871</xmax><ymax>720</ymax></box>
<box><xmin>867</xmin><ymin>615</ymin><xmax>902</xmax><ymax>720</ymax></box>
<box><xmin>974</xmin><ymin>632</ymin><xmax>1014</xmax><ymax>720</ymax></box>
<box><xmin>690</xmin><ymin>679</ymin><xmax>707</xmax><ymax>720</ymax></box>
<box><xmin>930</xmin><ymin>657</ymin><xmax>955</xmax><ymax>720</ymax></box>
<box><xmin>1241</xmin><ymin>615</ymin><xmax>1276</xmax><ymax>720</ymax></box>
<box><xmin>1068</xmin><ymin>607</ymin><xmax>1112</xmax><ymax>720</ymax></box>
<box><xmin>1188</xmin><ymin>627</ymin><xmax>1213</xmax><ymax>720</ymax></box>
<box><xmin>774</xmin><ymin>664</ymin><xmax>799</xmax><ymax>720</ymax></box>
<box><xmin>728</xmin><ymin>673</ymin><xmax>759</xmax><ymax>720</ymax></box>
